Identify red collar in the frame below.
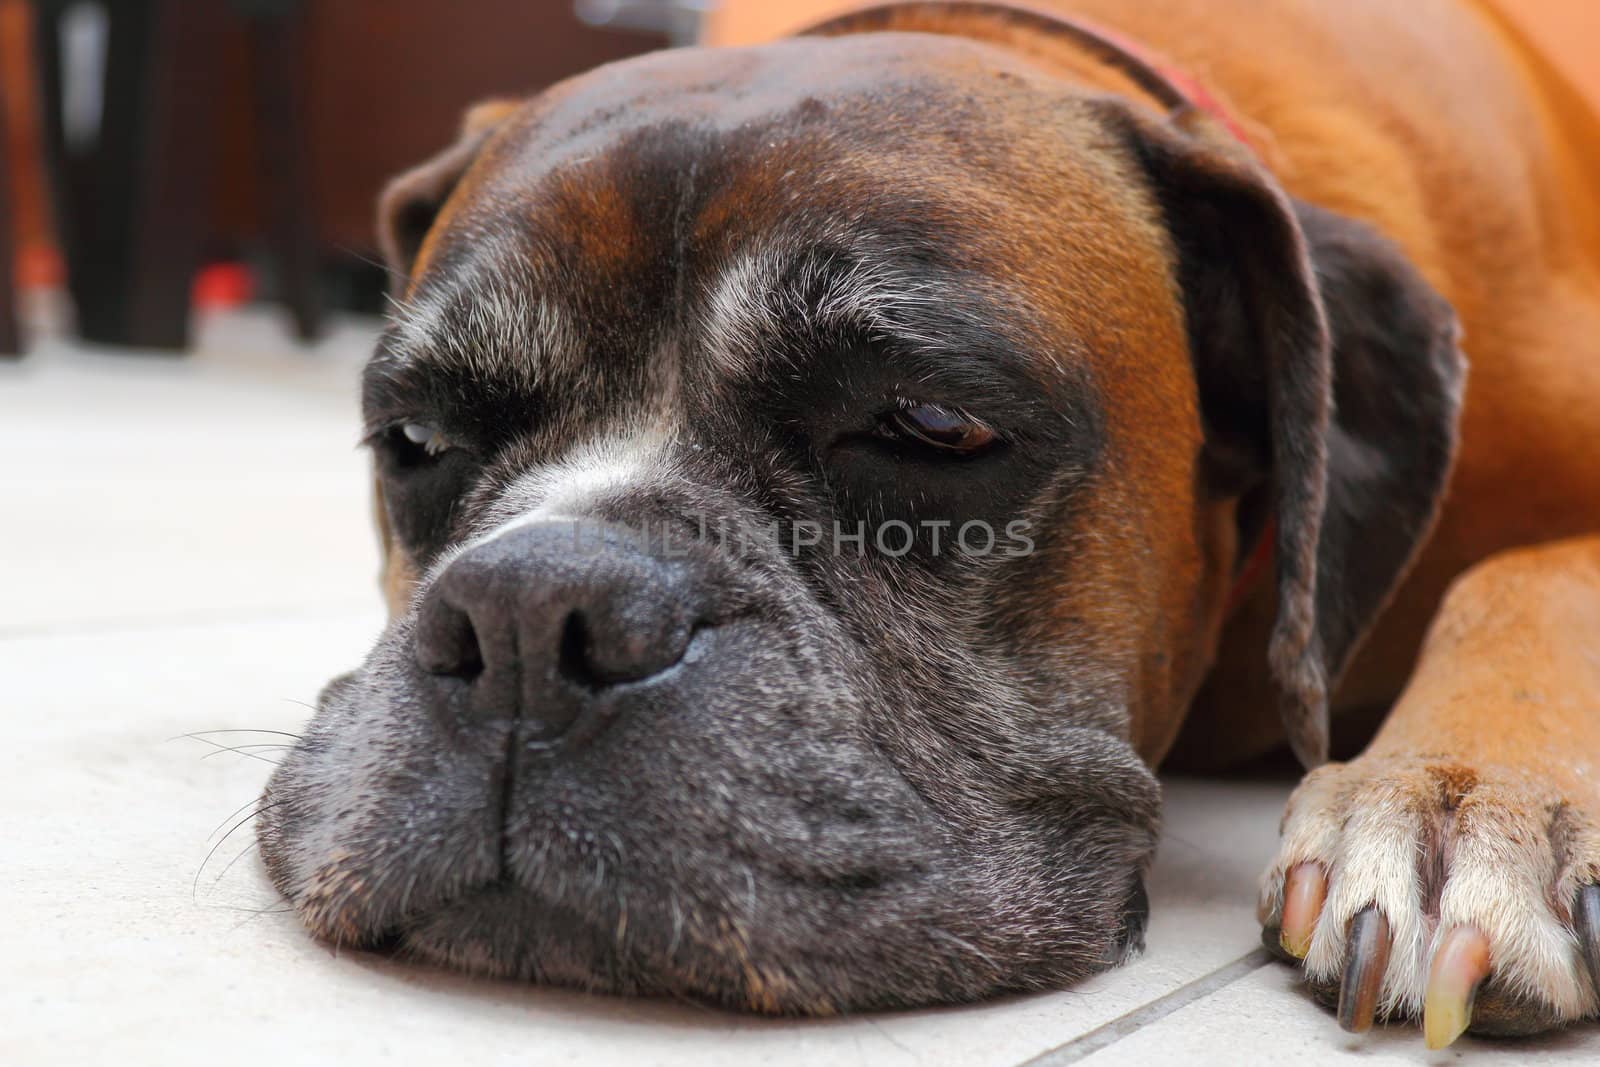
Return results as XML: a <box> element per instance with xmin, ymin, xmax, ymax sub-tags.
<box><xmin>1060</xmin><ymin>15</ymin><xmax>1257</xmax><ymax>149</ymax></box>
<box><xmin>806</xmin><ymin>4</ymin><xmax>1259</xmax><ymax>150</ymax></box>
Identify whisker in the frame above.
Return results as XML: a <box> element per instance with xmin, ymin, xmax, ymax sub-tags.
<box><xmin>175</xmin><ymin>734</ymin><xmax>283</xmax><ymax>766</ymax></box>
<box><xmin>194</xmin><ymin>900</ymin><xmax>298</xmax><ymax>936</ymax></box>
<box><xmin>180</xmin><ymin>728</ymin><xmax>304</xmax><ymax>740</ymax></box>
<box><xmin>199</xmin><ymin>743</ymin><xmax>291</xmax><ymax>762</ymax></box>
<box><xmin>208</xmin><ymin>836</ymin><xmax>263</xmax><ymax>892</ymax></box>
<box><xmin>197</xmin><ymin>902</ymin><xmax>294</xmax><ymax>916</ymax></box>
<box><xmin>227</xmin><ymin>904</ymin><xmax>294</xmax><ymax>935</ymax></box>
<box><xmin>194</xmin><ymin>800</ymin><xmax>283</xmax><ymax>901</ymax></box>
<box><xmin>208</xmin><ymin>793</ymin><xmax>268</xmax><ymax>842</ymax></box>
<box><xmin>335</xmin><ymin>241</ymin><xmax>408</xmax><ymax>284</ymax></box>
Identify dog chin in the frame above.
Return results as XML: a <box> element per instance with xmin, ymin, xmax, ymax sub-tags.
<box><xmin>377</xmin><ymin>886</ymin><xmax>816</xmax><ymax>1010</ymax></box>
<box><xmin>371</xmin><ymin>881</ymin><xmax>1105</xmax><ymax>1015</ymax></box>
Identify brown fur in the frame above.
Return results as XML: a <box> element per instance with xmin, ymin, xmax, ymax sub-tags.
<box><xmin>705</xmin><ymin>0</ymin><xmax>1600</xmax><ymax>771</ymax></box>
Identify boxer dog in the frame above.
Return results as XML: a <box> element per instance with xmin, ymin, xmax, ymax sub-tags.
<box><xmin>256</xmin><ymin>0</ymin><xmax>1600</xmax><ymax>1047</ymax></box>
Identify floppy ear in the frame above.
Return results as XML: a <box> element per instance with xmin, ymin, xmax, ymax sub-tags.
<box><xmin>376</xmin><ymin>98</ymin><xmax>522</xmax><ymax>291</ymax></box>
<box><xmin>1111</xmin><ymin>107</ymin><xmax>1464</xmax><ymax>767</ymax></box>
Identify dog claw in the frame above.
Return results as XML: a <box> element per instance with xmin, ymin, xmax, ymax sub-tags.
<box><xmin>1337</xmin><ymin>907</ymin><xmax>1390</xmax><ymax>1033</ymax></box>
<box><xmin>1423</xmin><ymin>925</ymin><xmax>1491</xmax><ymax>1049</ymax></box>
<box><xmin>1279</xmin><ymin>862</ymin><xmax>1325</xmax><ymax>959</ymax></box>
<box><xmin>1576</xmin><ymin>884</ymin><xmax>1600</xmax><ymax>996</ymax></box>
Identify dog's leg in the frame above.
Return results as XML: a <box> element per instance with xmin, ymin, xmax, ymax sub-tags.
<box><xmin>1259</xmin><ymin>536</ymin><xmax>1600</xmax><ymax>1044</ymax></box>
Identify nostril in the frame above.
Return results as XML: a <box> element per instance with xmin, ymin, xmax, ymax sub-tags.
<box><xmin>415</xmin><ymin>598</ymin><xmax>485</xmax><ymax>679</ymax></box>
<box><xmin>556</xmin><ymin>609</ymin><xmax>696</xmax><ymax>689</ymax></box>
<box><xmin>556</xmin><ymin>611</ymin><xmax>600</xmax><ymax>690</ymax></box>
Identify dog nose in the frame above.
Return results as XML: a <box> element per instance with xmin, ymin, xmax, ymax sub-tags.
<box><xmin>413</xmin><ymin>521</ymin><xmax>705</xmax><ymax>737</ymax></box>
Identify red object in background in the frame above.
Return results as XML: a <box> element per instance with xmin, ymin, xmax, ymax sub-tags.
<box><xmin>15</xmin><ymin>244</ymin><xmax>61</xmax><ymax>289</ymax></box>
<box><xmin>11</xmin><ymin>248</ymin><xmax>255</xmax><ymax>308</ymax></box>
<box><xmin>191</xmin><ymin>261</ymin><xmax>257</xmax><ymax>310</ymax></box>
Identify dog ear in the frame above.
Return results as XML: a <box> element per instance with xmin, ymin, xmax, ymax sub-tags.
<box><xmin>1112</xmin><ymin>107</ymin><xmax>1464</xmax><ymax>767</ymax></box>
<box><xmin>376</xmin><ymin>98</ymin><xmax>522</xmax><ymax>291</ymax></box>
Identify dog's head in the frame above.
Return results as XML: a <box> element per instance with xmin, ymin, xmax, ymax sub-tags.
<box><xmin>260</xmin><ymin>3</ymin><xmax>1462</xmax><ymax>1011</ymax></box>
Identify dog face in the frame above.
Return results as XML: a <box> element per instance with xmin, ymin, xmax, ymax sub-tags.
<box><xmin>261</xmin><ymin>11</ymin><xmax>1462</xmax><ymax>1013</ymax></box>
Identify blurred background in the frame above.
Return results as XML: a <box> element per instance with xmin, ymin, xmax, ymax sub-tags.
<box><xmin>0</xmin><ymin>0</ymin><xmax>696</xmax><ymax>354</ymax></box>
<box><xmin>0</xmin><ymin>7</ymin><xmax>1595</xmax><ymax>1063</ymax></box>
<box><xmin>0</xmin><ymin>0</ymin><xmax>1594</xmax><ymax>358</ymax></box>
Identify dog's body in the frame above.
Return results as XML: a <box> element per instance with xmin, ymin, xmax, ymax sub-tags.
<box><xmin>260</xmin><ymin>0</ymin><xmax>1600</xmax><ymax>1046</ymax></box>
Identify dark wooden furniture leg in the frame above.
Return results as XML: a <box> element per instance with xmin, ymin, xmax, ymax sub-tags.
<box><xmin>30</xmin><ymin>0</ymin><xmax>75</xmax><ymax>326</ymax></box>
<box><xmin>247</xmin><ymin>1</ymin><xmax>322</xmax><ymax>342</ymax></box>
<box><xmin>120</xmin><ymin>1</ymin><xmax>228</xmax><ymax>348</ymax></box>
<box><xmin>33</xmin><ymin>0</ymin><xmax>226</xmax><ymax>350</ymax></box>
<box><xmin>0</xmin><ymin>62</ymin><xmax>20</xmax><ymax>357</ymax></box>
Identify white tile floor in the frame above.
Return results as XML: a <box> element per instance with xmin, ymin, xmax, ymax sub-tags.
<box><xmin>2</xmin><ymin>306</ymin><xmax>1592</xmax><ymax>1064</ymax></box>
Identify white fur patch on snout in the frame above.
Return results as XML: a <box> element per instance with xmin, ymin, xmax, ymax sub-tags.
<box><xmin>417</xmin><ymin>432</ymin><xmax>673</xmax><ymax>597</ymax></box>
<box><xmin>517</xmin><ymin>437</ymin><xmax>668</xmax><ymax>524</ymax></box>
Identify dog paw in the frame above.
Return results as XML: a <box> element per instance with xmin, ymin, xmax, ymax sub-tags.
<box><xmin>1258</xmin><ymin>756</ymin><xmax>1600</xmax><ymax>1045</ymax></box>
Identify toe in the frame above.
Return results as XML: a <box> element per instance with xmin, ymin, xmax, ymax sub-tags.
<box><xmin>1279</xmin><ymin>862</ymin><xmax>1326</xmax><ymax>960</ymax></box>
<box><xmin>1423</xmin><ymin>925</ymin><xmax>1492</xmax><ymax>1049</ymax></box>
<box><xmin>1575</xmin><ymin>883</ymin><xmax>1600</xmax><ymax>996</ymax></box>
<box><xmin>1337</xmin><ymin>907</ymin><xmax>1391</xmax><ymax>1033</ymax></box>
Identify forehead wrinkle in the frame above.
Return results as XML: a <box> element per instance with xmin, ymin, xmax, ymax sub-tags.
<box><xmin>389</xmin><ymin>235</ymin><xmax>577</xmax><ymax>398</ymax></box>
<box><xmin>698</xmin><ymin>235</ymin><xmax>1031</xmax><ymax>383</ymax></box>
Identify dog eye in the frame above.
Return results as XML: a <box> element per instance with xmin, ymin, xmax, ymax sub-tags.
<box><xmin>880</xmin><ymin>402</ymin><xmax>998</xmax><ymax>454</ymax></box>
<box><xmin>402</xmin><ymin>422</ymin><xmax>451</xmax><ymax>454</ymax></box>
<box><xmin>383</xmin><ymin>422</ymin><xmax>452</xmax><ymax>463</ymax></box>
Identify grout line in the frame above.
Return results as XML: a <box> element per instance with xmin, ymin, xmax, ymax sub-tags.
<box><xmin>0</xmin><ymin>601</ymin><xmax>379</xmax><ymax>640</ymax></box>
<box><xmin>1015</xmin><ymin>948</ymin><xmax>1275</xmax><ymax>1066</ymax></box>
